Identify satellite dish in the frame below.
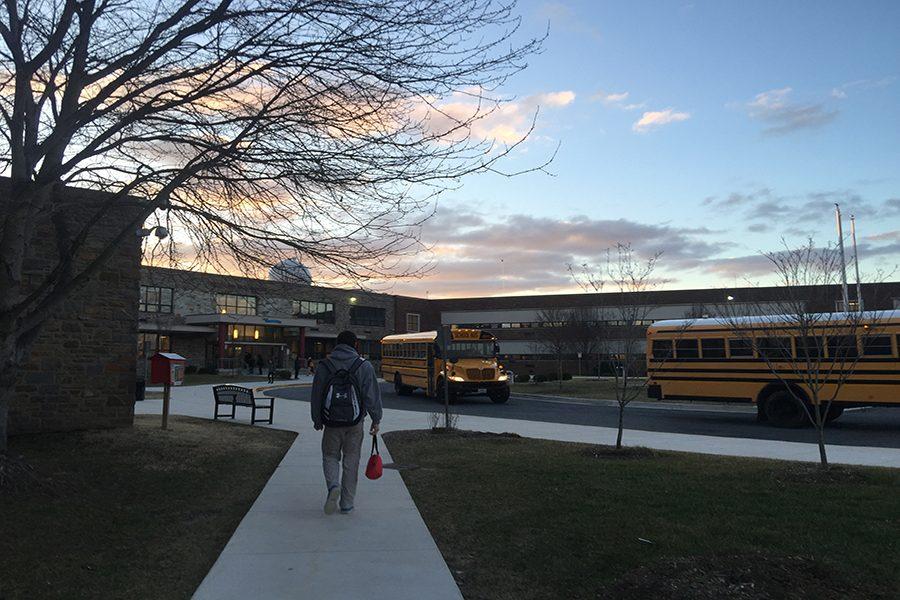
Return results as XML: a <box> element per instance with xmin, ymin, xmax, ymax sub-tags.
<box><xmin>268</xmin><ymin>258</ymin><xmax>312</xmax><ymax>284</ymax></box>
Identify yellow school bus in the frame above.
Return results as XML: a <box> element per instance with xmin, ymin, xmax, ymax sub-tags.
<box><xmin>381</xmin><ymin>329</ymin><xmax>510</xmax><ymax>403</ymax></box>
<box><xmin>646</xmin><ymin>310</ymin><xmax>900</xmax><ymax>427</ymax></box>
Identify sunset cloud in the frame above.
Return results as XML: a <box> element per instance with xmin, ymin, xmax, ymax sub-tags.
<box><xmin>632</xmin><ymin>108</ymin><xmax>691</xmax><ymax>133</ymax></box>
<box><xmin>422</xmin><ymin>89</ymin><xmax>576</xmax><ymax>144</ymax></box>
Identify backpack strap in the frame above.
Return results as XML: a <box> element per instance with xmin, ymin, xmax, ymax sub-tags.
<box><xmin>348</xmin><ymin>356</ymin><xmax>364</xmax><ymax>374</ymax></box>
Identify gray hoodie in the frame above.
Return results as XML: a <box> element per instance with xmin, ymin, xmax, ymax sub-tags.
<box><xmin>310</xmin><ymin>344</ymin><xmax>383</xmax><ymax>428</ymax></box>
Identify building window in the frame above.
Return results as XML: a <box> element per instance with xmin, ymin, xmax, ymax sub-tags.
<box><xmin>406</xmin><ymin>313</ymin><xmax>421</xmax><ymax>333</ymax></box>
<box><xmin>226</xmin><ymin>325</ymin><xmax>284</xmax><ymax>343</ymax></box>
<box><xmin>138</xmin><ymin>333</ymin><xmax>170</xmax><ymax>358</ymax></box>
<box><xmin>140</xmin><ymin>286</ymin><xmax>173</xmax><ymax>313</ymax></box>
<box><xmin>350</xmin><ymin>305</ymin><xmax>385</xmax><ymax>327</ymax></box>
<box><xmin>293</xmin><ymin>300</ymin><xmax>335</xmax><ymax>323</ymax></box>
<box><xmin>216</xmin><ymin>293</ymin><xmax>257</xmax><ymax>315</ymax></box>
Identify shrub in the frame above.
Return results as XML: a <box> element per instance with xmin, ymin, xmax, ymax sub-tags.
<box><xmin>184</xmin><ymin>365</ymin><xmax>198</xmax><ymax>375</ymax></box>
<box><xmin>275</xmin><ymin>369</ymin><xmax>293</xmax><ymax>380</ymax></box>
<box><xmin>533</xmin><ymin>373</ymin><xmax>548</xmax><ymax>383</ymax></box>
<box><xmin>545</xmin><ymin>372</ymin><xmax>559</xmax><ymax>381</ymax></box>
<box><xmin>197</xmin><ymin>366</ymin><xmax>216</xmax><ymax>375</ymax></box>
<box><xmin>514</xmin><ymin>372</ymin><xmax>531</xmax><ymax>384</ymax></box>
<box><xmin>562</xmin><ymin>373</ymin><xmax>573</xmax><ymax>381</ymax></box>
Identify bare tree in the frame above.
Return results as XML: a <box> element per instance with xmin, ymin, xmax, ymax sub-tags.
<box><xmin>531</xmin><ymin>307</ymin><xmax>571</xmax><ymax>390</ymax></box>
<box><xmin>0</xmin><ymin>0</ymin><xmax>546</xmax><ymax>450</ymax></box>
<box><xmin>717</xmin><ymin>239</ymin><xmax>887</xmax><ymax>468</ymax></box>
<box><xmin>571</xmin><ymin>243</ymin><xmax>664</xmax><ymax>449</ymax></box>
<box><xmin>566</xmin><ymin>305</ymin><xmax>604</xmax><ymax>378</ymax></box>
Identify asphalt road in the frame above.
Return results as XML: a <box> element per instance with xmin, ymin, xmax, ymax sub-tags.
<box><xmin>268</xmin><ymin>383</ymin><xmax>900</xmax><ymax>449</ymax></box>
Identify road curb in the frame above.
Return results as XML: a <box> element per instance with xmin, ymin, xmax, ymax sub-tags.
<box><xmin>511</xmin><ymin>391</ymin><xmax>756</xmax><ymax>413</ymax></box>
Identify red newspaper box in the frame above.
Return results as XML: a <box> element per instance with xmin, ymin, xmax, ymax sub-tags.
<box><xmin>150</xmin><ymin>352</ymin><xmax>187</xmax><ymax>386</ymax></box>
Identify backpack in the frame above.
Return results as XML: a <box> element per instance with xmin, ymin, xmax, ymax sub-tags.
<box><xmin>320</xmin><ymin>357</ymin><xmax>365</xmax><ymax>427</ymax></box>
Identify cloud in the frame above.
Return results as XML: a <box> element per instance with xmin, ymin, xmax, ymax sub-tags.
<box><xmin>422</xmin><ymin>89</ymin><xmax>576</xmax><ymax>144</ymax></box>
<box><xmin>702</xmin><ymin>186</ymin><xmax>891</xmax><ymax>229</ymax></box>
<box><xmin>745</xmin><ymin>87</ymin><xmax>838</xmax><ymax>135</ymax></box>
<box><xmin>883</xmin><ymin>198</ymin><xmax>900</xmax><ymax>214</ymax></box>
<box><xmin>632</xmin><ymin>108</ymin><xmax>691</xmax><ymax>133</ymax></box>
<box><xmin>534</xmin><ymin>91</ymin><xmax>577</xmax><ymax>107</ymax></box>
<box><xmin>831</xmin><ymin>76</ymin><xmax>895</xmax><ymax>99</ymax></box>
<box><xmin>591</xmin><ymin>90</ymin><xmax>644</xmax><ymax>111</ymax></box>
<box><xmin>384</xmin><ymin>208</ymin><xmax>728</xmax><ymax>296</ymax></box>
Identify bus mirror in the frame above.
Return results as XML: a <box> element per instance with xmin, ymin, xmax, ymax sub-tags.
<box><xmin>494</xmin><ymin>343</ymin><xmax>500</xmax><ymax>355</ymax></box>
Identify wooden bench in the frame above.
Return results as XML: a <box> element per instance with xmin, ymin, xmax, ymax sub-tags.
<box><xmin>213</xmin><ymin>385</ymin><xmax>274</xmax><ymax>425</ymax></box>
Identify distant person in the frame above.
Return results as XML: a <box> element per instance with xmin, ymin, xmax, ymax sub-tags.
<box><xmin>243</xmin><ymin>352</ymin><xmax>253</xmax><ymax>375</ymax></box>
<box><xmin>267</xmin><ymin>357</ymin><xmax>276</xmax><ymax>384</ymax></box>
<box><xmin>307</xmin><ymin>356</ymin><xmax>315</xmax><ymax>376</ymax></box>
<box><xmin>294</xmin><ymin>355</ymin><xmax>303</xmax><ymax>379</ymax></box>
<box><xmin>311</xmin><ymin>330</ymin><xmax>382</xmax><ymax>515</ymax></box>
<box><xmin>256</xmin><ymin>354</ymin><xmax>264</xmax><ymax>375</ymax></box>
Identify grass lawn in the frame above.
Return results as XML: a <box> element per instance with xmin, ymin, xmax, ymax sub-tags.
<box><xmin>510</xmin><ymin>378</ymin><xmax>646</xmax><ymax>400</ymax></box>
<box><xmin>0</xmin><ymin>415</ymin><xmax>296</xmax><ymax>600</ymax></box>
<box><xmin>384</xmin><ymin>430</ymin><xmax>900</xmax><ymax>600</ymax></box>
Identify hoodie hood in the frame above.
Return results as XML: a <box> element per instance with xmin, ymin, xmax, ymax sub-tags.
<box><xmin>328</xmin><ymin>343</ymin><xmax>362</xmax><ymax>369</ymax></box>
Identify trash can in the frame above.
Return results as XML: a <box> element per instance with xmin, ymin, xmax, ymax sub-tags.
<box><xmin>135</xmin><ymin>378</ymin><xmax>146</xmax><ymax>402</ymax></box>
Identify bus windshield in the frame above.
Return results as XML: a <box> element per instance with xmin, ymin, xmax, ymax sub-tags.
<box><xmin>448</xmin><ymin>340</ymin><xmax>496</xmax><ymax>358</ymax></box>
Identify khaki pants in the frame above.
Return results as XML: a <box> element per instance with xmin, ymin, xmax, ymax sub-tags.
<box><xmin>322</xmin><ymin>422</ymin><xmax>365</xmax><ymax>510</ymax></box>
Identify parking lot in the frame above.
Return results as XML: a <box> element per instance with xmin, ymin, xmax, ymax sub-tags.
<box><xmin>268</xmin><ymin>383</ymin><xmax>900</xmax><ymax>449</ymax></box>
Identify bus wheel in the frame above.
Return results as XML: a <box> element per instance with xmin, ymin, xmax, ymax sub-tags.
<box><xmin>394</xmin><ymin>374</ymin><xmax>413</xmax><ymax>396</ymax></box>
<box><xmin>489</xmin><ymin>387</ymin><xmax>510</xmax><ymax>404</ymax></box>
<box><xmin>824</xmin><ymin>405</ymin><xmax>844</xmax><ymax>423</ymax></box>
<box><xmin>763</xmin><ymin>391</ymin><xmax>808</xmax><ymax>428</ymax></box>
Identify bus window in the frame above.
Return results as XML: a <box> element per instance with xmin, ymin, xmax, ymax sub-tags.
<box><xmin>675</xmin><ymin>339</ymin><xmax>699</xmax><ymax>359</ymax></box>
<box><xmin>796</xmin><ymin>336</ymin><xmax>824</xmax><ymax>359</ymax></box>
<box><xmin>862</xmin><ymin>335</ymin><xmax>893</xmax><ymax>357</ymax></box>
<box><xmin>827</xmin><ymin>335</ymin><xmax>858</xmax><ymax>359</ymax></box>
<box><xmin>757</xmin><ymin>337</ymin><xmax>792</xmax><ymax>360</ymax></box>
<box><xmin>700</xmin><ymin>338</ymin><xmax>726</xmax><ymax>358</ymax></box>
<box><xmin>727</xmin><ymin>338</ymin><xmax>753</xmax><ymax>358</ymax></box>
<box><xmin>651</xmin><ymin>339</ymin><xmax>673</xmax><ymax>359</ymax></box>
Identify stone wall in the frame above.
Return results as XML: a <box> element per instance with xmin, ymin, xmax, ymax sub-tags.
<box><xmin>9</xmin><ymin>185</ymin><xmax>142</xmax><ymax>435</ymax></box>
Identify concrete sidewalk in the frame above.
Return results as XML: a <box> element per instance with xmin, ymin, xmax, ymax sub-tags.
<box><xmin>135</xmin><ymin>383</ymin><xmax>462</xmax><ymax>600</ymax></box>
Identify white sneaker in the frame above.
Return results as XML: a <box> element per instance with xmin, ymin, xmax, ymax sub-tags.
<box><xmin>324</xmin><ymin>486</ymin><xmax>340</xmax><ymax>515</ymax></box>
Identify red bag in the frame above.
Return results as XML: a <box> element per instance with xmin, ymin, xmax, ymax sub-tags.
<box><xmin>365</xmin><ymin>434</ymin><xmax>383</xmax><ymax>480</ymax></box>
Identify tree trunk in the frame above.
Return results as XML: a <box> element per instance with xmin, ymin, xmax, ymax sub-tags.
<box><xmin>0</xmin><ymin>335</ymin><xmax>18</xmax><ymax>452</ymax></box>
<box><xmin>557</xmin><ymin>355</ymin><xmax>562</xmax><ymax>391</ymax></box>
<box><xmin>616</xmin><ymin>402</ymin><xmax>624</xmax><ymax>449</ymax></box>
<box><xmin>816</xmin><ymin>422</ymin><xmax>829</xmax><ymax>468</ymax></box>
<box><xmin>0</xmin><ymin>367</ymin><xmax>13</xmax><ymax>453</ymax></box>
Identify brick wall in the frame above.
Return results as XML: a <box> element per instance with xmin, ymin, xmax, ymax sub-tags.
<box><xmin>8</xmin><ymin>185</ymin><xmax>142</xmax><ymax>435</ymax></box>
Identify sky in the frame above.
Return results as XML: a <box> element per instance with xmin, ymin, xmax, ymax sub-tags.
<box><xmin>386</xmin><ymin>0</ymin><xmax>900</xmax><ymax>298</ymax></box>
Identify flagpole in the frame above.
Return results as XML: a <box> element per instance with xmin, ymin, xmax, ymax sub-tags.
<box><xmin>850</xmin><ymin>214</ymin><xmax>863</xmax><ymax>312</ymax></box>
<box><xmin>835</xmin><ymin>203</ymin><xmax>850</xmax><ymax>312</ymax></box>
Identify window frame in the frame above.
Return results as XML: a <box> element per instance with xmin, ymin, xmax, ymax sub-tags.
<box><xmin>215</xmin><ymin>293</ymin><xmax>258</xmax><ymax>315</ymax></box>
<box><xmin>293</xmin><ymin>299</ymin><xmax>335</xmax><ymax>323</ymax></box>
<box><xmin>139</xmin><ymin>285</ymin><xmax>173</xmax><ymax>313</ymax></box>
<box><xmin>350</xmin><ymin>305</ymin><xmax>386</xmax><ymax>327</ymax></box>
<box><xmin>406</xmin><ymin>312</ymin><xmax>421</xmax><ymax>333</ymax></box>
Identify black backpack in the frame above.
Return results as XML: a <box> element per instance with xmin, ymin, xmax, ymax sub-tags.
<box><xmin>320</xmin><ymin>357</ymin><xmax>365</xmax><ymax>427</ymax></box>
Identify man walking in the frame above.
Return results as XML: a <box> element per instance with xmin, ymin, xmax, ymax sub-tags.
<box><xmin>311</xmin><ymin>330</ymin><xmax>382</xmax><ymax>515</ymax></box>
